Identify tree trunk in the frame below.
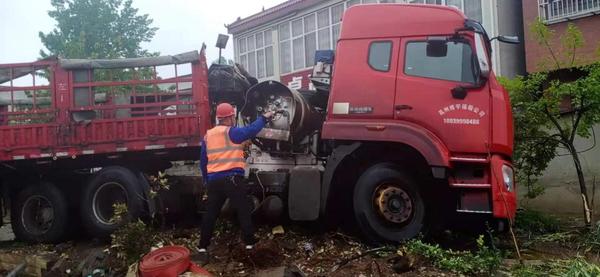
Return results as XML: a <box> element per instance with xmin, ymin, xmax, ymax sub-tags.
<box><xmin>569</xmin><ymin>144</ymin><xmax>593</xmax><ymax>227</ymax></box>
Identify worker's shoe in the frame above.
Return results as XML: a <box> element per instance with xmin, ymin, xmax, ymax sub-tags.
<box><xmin>191</xmin><ymin>247</ymin><xmax>209</xmax><ymax>266</ymax></box>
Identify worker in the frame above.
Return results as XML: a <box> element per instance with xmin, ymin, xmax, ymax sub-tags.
<box><xmin>193</xmin><ymin>102</ymin><xmax>274</xmax><ymax>265</ymax></box>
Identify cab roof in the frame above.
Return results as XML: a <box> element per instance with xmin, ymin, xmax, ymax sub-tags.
<box><xmin>340</xmin><ymin>4</ymin><xmax>467</xmax><ymax>40</ymax></box>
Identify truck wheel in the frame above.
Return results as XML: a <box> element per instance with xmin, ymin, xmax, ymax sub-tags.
<box><xmin>80</xmin><ymin>166</ymin><xmax>145</xmax><ymax>238</ymax></box>
<box><xmin>11</xmin><ymin>183</ymin><xmax>69</xmax><ymax>243</ymax></box>
<box><xmin>353</xmin><ymin>163</ymin><xmax>426</xmax><ymax>243</ymax></box>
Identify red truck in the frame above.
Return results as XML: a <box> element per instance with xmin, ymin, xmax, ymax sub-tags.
<box><xmin>0</xmin><ymin>4</ymin><xmax>517</xmax><ymax>243</ymax></box>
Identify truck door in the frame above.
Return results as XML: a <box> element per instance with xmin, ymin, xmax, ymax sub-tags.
<box><xmin>329</xmin><ymin>39</ymin><xmax>400</xmax><ymax>119</ymax></box>
<box><xmin>394</xmin><ymin>36</ymin><xmax>491</xmax><ymax>154</ymax></box>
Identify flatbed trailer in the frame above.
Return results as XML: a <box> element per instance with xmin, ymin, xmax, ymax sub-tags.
<box><xmin>0</xmin><ymin>49</ymin><xmax>211</xmax><ymax>241</ymax></box>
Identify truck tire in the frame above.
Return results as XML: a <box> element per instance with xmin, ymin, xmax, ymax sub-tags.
<box><xmin>11</xmin><ymin>183</ymin><xmax>69</xmax><ymax>243</ymax></box>
<box><xmin>80</xmin><ymin>166</ymin><xmax>145</xmax><ymax>238</ymax></box>
<box><xmin>353</xmin><ymin>163</ymin><xmax>426</xmax><ymax>243</ymax></box>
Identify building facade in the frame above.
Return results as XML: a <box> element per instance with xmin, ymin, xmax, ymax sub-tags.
<box><xmin>227</xmin><ymin>0</ymin><xmax>525</xmax><ymax>90</ymax></box>
<box><xmin>523</xmin><ymin>0</ymin><xmax>600</xmax><ymax>72</ymax></box>
<box><xmin>520</xmin><ymin>0</ymin><xmax>600</xmax><ymax>214</ymax></box>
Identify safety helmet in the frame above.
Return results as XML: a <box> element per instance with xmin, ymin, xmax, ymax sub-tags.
<box><xmin>216</xmin><ymin>103</ymin><xmax>235</xmax><ymax>118</ymax></box>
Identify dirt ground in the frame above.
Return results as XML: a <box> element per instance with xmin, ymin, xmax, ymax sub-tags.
<box><xmin>0</xmin><ymin>214</ymin><xmax>598</xmax><ymax>276</ymax></box>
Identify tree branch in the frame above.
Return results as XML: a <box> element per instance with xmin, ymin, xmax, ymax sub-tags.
<box><xmin>542</xmin><ymin>37</ymin><xmax>562</xmax><ymax>71</ymax></box>
<box><xmin>543</xmin><ymin>106</ymin><xmax>568</xmax><ymax>142</ymax></box>
<box><xmin>570</xmin><ymin>96</ymin><xmax>585</xmax><ymax>144</ymax></box>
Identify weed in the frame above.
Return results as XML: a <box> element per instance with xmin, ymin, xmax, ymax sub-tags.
<box><xmin>579</xmin><ymin>223</ymin><xmax>600</xmax><ymax>255</ymax></box>
<box><xmin>515</xmin><ymin>209</ymin><xmax>561</xmax><ymax>236</ymax></box>
<box><xmin>523</xmin><ymin>231</ymin><xmax>575</xmax><ymax>247</ymax></box>
<box><xmin>109</xmin><ymin>203</ymin><xmax>128</xmax><ymax>224</ymax></box>
<box><xmin>511</xmin><ymin>258</ymin><xmax>600</xmax><ymax>277</ymax></box>
<box><xmin>110</xmin><ymin>220</ymin><xmax>156</xmax><ymax>266</ymax></box>
<box><xmin>405</xmin><ymin>235</ymin><xmax>503</xmax><ymax>275</ymax></box>
<box><xmin>561</xmin><ymin>258</ymin><xmax>600</xmax><ymax>276</ymax></box>
<box><xmin>510</xmin><ymin>263</ymin><xmax>553</xmax><ymax>277</ymax></box>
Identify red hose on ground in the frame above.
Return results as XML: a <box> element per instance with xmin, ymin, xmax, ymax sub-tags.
<box><xmin>139</xmin><ymin>246</ymin><xmax>212</xmax><ymax>277</ymax></box>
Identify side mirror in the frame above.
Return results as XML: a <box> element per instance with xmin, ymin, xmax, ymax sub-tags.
<box><xmin>426</xmin><ymin>37</ymin><xmax>448</xmax><ymax>57</ymax></box>
<box><xmin>492</xmin><ymin>35</ymin><xmax>520</xmax><ymax>44</ymax></box>
<box><xmin>474</xmin><ymin>33</ymin><xmax>490</xmax><ymax>79</ymax></box>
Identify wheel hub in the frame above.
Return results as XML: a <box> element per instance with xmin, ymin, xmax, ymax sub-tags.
<box><xmin>21</xmin><ymin>196</ymin><xmax>54</xmax><ymax>235</ymax></box>
<box><xmin>92</xmin><ymin>182</ymin><xmax>128</xmax><ymax>225</ymax></box>
<box><xmin>374</xmin><ymin>184</ymin><xmax>413</xmax><ymax>224</ymax></box>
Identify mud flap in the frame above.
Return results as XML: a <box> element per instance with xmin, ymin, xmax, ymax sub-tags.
<box><xmin>288</xmin><ymin>166</ymin><xmax>321</xmax><ymax>221</ymax></box>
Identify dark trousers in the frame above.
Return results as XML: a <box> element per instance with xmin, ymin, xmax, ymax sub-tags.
<box><xmin>198</xmin><ymin>175</ymin><xmax>255</xmax><ymax>248</ymax></box>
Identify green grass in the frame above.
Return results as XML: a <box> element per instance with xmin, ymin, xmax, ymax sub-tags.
<box><xmin>511</xmin><ymin>258</ymin><xmax>600</xmax><ymax>277</ymax></box>
<box><xmin>404</xmin><ymin>235</ymin><xmax>503</xmax><ymax>275</ymax></box>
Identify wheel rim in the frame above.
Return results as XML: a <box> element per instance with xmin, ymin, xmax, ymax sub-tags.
<box><xmin>21</xmin><ymin>195</ymin><xmax>54</xmax><ymax>236</ymax></box>
<box><xmin>92</xmin><ymin>182</ymin><xmax>128</xmax><ymax>225</ymax></box>
<box><xmin>373</xmin><ymin>183</ymin><xmax>413</xmax><ymax>224</ymax></box>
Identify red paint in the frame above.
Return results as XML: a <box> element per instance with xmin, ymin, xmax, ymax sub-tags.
<box><xmin>322</xmin><ymin>4</ymin><xmax>516</xmax><ymax>219</ymax></box>
<box><xmin>491</xmin><ymin>155</ymin><xmax>516</xmax><ymax>219</ymax></box>
<box><xmin>280</xmin><ymin>69</ymin><xmax>312</xmax><ymax>90</ymax></box>
<box><xmin>139</xmin><ymin>246</ymin><xmax>190</xmax><ymax>277</ymax></box>
<box><xmin>139</xmin><ymin>246</ymin><xmax>211</xmax><ymax>277</ymax></box>
<box><xmin>0</xmin><ymin>50</ymin><xmax>210</xmax><ymax>162</ymax></box>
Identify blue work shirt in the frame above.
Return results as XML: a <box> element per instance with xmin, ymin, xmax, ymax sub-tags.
<box><xmin>200</xmin><ymin>116</ymin><xmax>267</xmax><ymax>182</ymax></box>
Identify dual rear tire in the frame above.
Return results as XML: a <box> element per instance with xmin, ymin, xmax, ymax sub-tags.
<box><xmin>80</xmin><ymin>166</ymin><xmax>146</xmax><ymax>238</ymax></box>
<box><xmin>11</xmin><ymin>166</ymin><xmax>147</xmax><ymax>242</ymax></box>
<box><xmin>11</xmin><ymin>183</ymin><xmax>69</xmax><ymax>242</ymax></box>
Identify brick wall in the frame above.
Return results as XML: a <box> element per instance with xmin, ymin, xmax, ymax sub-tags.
<box><xmin>522</xmin><ymin>2</ymin><xmax>600</xmax><ymax>73</ymax></box>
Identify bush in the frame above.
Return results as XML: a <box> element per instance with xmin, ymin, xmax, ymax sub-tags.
<box><xmin>110</xmin><ymin>220</ymin><xmax>156</xmax><ymax>267</ymax></box>
<box><xmin>515</xmin><ymin>209</ymin><xmax>561</xmax><ymax>236</ymax></box>
<box><xmin>405</xmin><ymin>235</ymin><xmax>503</xmax><ymax>275</ymax></box>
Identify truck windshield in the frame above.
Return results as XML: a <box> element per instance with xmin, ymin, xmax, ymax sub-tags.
<box><xmin>404</xmin><ymin>41</ymin><xmax>475</xmax><ymax>84</ymax></box>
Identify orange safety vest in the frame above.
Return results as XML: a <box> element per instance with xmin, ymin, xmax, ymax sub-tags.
<box><xmin>205</xmin><ymin>125</ymin><xmax>246</xmax><ymax>174</ymax></box>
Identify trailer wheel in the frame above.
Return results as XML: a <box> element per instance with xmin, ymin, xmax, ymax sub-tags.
<box><xmin>11</xmin><ymin>183</ymin><xmax>69</xmax><ymax>243</ymax></box>
<box><xmin>81</xmin><ymin>166</ymin><xmax>145</xmax><ymax>238</ymax></box>
<box><xmin>353</xmin><ymin>163</ymin><xmax>426</xmax><ymax>243</ymax></box>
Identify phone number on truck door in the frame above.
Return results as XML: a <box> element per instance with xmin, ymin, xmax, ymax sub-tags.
<box><xmin>443</xmin><ymin>118</ymin><xmax>480</xmax><ymax>125</ymax></box>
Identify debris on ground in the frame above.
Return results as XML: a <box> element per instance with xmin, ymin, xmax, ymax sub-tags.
<box><xmin>0</xmin><ymin>252</ymin><xmax>49</xmax><ymax>277</ymax></box>
<box><xmin>271</xmin><ymin>226</ymin><xmax>285</xmax><ymax>236</ymax></box>
<box><xmin>1</xmin><ymin>211</ymin><xmax>599</xmax><ymax>276</ymax></box>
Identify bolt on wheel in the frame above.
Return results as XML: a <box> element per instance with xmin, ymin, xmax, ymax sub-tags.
<box><xmin>373</xmin><ymin>183</ymin><xmax>414</xmax><ymax>224</ymax></box>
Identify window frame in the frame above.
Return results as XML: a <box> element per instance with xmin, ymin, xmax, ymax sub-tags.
<box><xmin>367</xmin><ymin>40</ymin><xmax>394</xmax><ymax>72</ymax></box>
<box><xmin>237</xmin><ymin>29</ymin><xmax>274</xmax><ymax>79</ymax></box>
<box><xmin>537</xmin><ymin>0</ymin><xmax>600</xmax><ymax>24</ymax></box>
<box><xmin>403</xmin><ymin>39</ymin><xmax>477</xmax><ymax>84</ymax></box>
<box><xmin>245</xmin><ymin>0</ymin><xmax>398</xmax><ymax>75</ymax></box>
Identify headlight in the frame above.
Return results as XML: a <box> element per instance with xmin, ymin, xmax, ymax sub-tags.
<box><xmin>502</xmin><ymin>165</ymin><xmax>514</xmax><ymax>192</ymax></box>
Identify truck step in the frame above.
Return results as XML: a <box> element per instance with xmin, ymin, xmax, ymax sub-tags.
<box><xmin>450</xmin><ymin>183</ymin><xmax>491</xmax><ymax>189</ymax></box>
<box><xmin>449</xmin><ymin>156</ymin><xmax>488</xmax><ymax>163</ymax></box>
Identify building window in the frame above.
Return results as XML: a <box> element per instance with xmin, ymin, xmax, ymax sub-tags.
<box><xmin>407</xmin><ymin>0</ymin><xmax>483</xmax><ymax>22</ymax></box>
<box><xmin>368</xmin><ymin>41</ymin><xmax>393</xmax><ymax>72</ymax></box>
<box><xmin>347</xmin><ymin>0</ymin><xmax>361</xmax><ymax>7</ymax></box>
<box><xmin>538</xmin><ymin>0</ymin><xmax>600</xmax><ymax>23</ymax></box>
<box><xmin>237</xmin><ymin>29</ymin><xmax>275</xmax><ymax>79</ymax></box>
<box><xmin>273</xmin><ymin>0</ymin><xmax>399</xmax><ymax>74</ymax></box>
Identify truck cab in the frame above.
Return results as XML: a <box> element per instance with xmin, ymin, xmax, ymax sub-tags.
<box><xmin>318</xmin><ymin>4</ymin><xmax>516</xmax><ymax>241</ymax></box>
